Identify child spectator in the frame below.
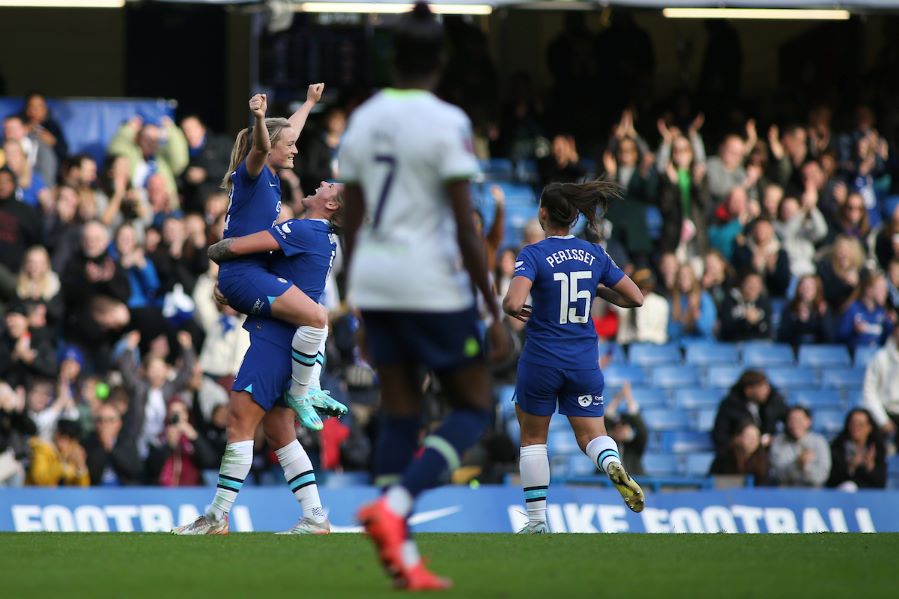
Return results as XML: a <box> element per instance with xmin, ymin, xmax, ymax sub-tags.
<box><xmin>709</xmin><ymin>420</ymin><xmax>769</xmax><ymax>485</ymax></box>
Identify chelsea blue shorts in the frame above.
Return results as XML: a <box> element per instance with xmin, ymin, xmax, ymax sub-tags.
<box><xmin>514</xmin><ymin>361</ymin><xmax>605</xmax><ymax>418</ymax></box>
<box><xmin>361</xmin><ymin>307</ymin><xmax>484</xmax><ymax>373</ymax></box>
<box><xmin>218</xmin><ymin>263</ymin><xmax>291</xmax><ymax>318</ymax></box>
<box><xmin>232</xmin><ymin>333</ymin><xmax>291</xmax><ymax>412</ymax></box>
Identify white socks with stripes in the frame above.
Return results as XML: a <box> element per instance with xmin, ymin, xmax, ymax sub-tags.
<box><xmin>520</xmin><ymin>444</ymin><xmax>550</xmax><ymax>525</ymax></box>
<box><xmin>209</xmin><ymin>440</ymin><xmax>254</xmax><ymax>521</ymax></box>
<box><xmin>586</xmin><ymin>436</ymin><xmax>622</xmax><ymax>474</ymax></box>
<box><xmin>275</xmin><ymin>439</ymin><xmax>326</xmax><ymax>523</ymax></box>
<box><xmin>289</xmin><ymin>326</ymin><xmax>327</xmax><ymax>398</ymax></box>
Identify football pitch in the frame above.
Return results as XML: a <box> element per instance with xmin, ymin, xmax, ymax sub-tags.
<box><xmin>1</xmin><ymin>533</ymin><xmax>896</xmax><ymax>598</ymax></box>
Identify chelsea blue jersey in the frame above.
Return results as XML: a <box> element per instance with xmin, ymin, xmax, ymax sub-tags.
<box><xmin>243</xmin><ymin>219</ymin><xmax>337</xmax><ymax>346</ymax></box>
<box><xmin>515</xmin><ymin>236</ymin><xmax>624</xmax><ymax>370</ymax></box>
<box><xmin>220</xmin><ymin>160</ymin><xmax>281</xmax><ymax>276</ymax></box>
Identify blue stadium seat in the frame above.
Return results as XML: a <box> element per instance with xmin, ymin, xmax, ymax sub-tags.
<box><xmin>514</xmin><ymin>159</ymin><xmax>539</xmax><ymax>184</ymax></box>
<box><xmin>766</xmin><ymin>367</ymin><xmax>818</xmax><ymax>390</ymax></box>
<box><xmin>498</xmin><ymin>182</ymin><xmax>538</xmax><ymax>204</ymax></box>
<box><xmin>789</xmin><ymin>389</ymin><xmax>844</xmax><ymax>411</ymax></box>
<box><xmin>623</xmin><ymin>386</ymin><xmax>668</xmax><ymax>409</ymax></box>
<box><xmin>642</xmin><ymin>408</ymin><xmax>692</xmax><ymax>431</ymax></box>
<box><xmin>322</xmin><ymin>472</ymin><xmax>371</xmax><ymax>488</ymax></box>
<box><xmin>547</xmin><ymin>430</ymin><xmax>580</xmax><ymax>455</ymax></box>
<box><xmin>812</xmin><ymin>409</ymin><xmax>847</xmax><ymax>435</ymax></box>
<box><xmin>693</xmin><ymin>409</ymin><xmax>717</xmax><ymax>432</ymax></box>
<box><xmin>504</xmin><ymin>416</ymin><xmax>520</xmax><ymax>445</ymax></box>
<box><xmin>598</xmin><ymin>342</ymin><xmax>627</xmax><ymax>365</ymax></box>
<box><xmin>705</xmin><ymin>365</ymin><xmax>744</xmax><ymax>388</ymax></box>
<box><xmin>684</xmin><ymin>342</ymin><xmax>740</xmax><ymax>366</ymax></box>
<box><xmin>642</xmin><ymin>453</ymin><xmax>680</xmax><ymax>477</ymax></box>
<box><xmin>478</xmin><ymin>158</ymin><xmax>514</xmax><ymax>181</ymax></box>
<box><xmin>566</xmin><ymin>454</ymin><xmax>598</xmax><ymax>477</ymax></box>
<box><xmin>651</xmin><ymin>365</ymin><xmax>700</xmax><ymax>389</ymax></box>
<box><xmin>673</xmin><ymin>387</ymin><xmax>725</xmax><ymax>410</ymax></box>
<box><xmin>888</xmin><ymin>454</ymin><xmax>899</xmax><ymax>489</ymax></box>
<box><xmin>663</xmin><ymin>430</ymin><xmax>715</xmax><ymax>454</ymax></box>
<box><xmin>685</xmin><ymin>452</ymin><xmax>716</xmax><ymax>477</ymax></box>
<box><xmin>627</xmin><ymin>343</ymin><xmax>682</xmax><ymax>367</ymax></box>
<box><xmin>741</xmin><ymin>342</ymin><xmax>794</xmax><ymax>368</ymax></box>
<box><xmin>820</xmin><ymin>368</ymin><xmax>866</xmax><ymax>391</ymax></box>
<box><xmin>604</xmin><ymin>364</ymin><xmax>647</xmax><ymax>387</ymax></box>
<box><xmin>798</xmin><ymin>344</ymin><xmax>851</xmax><ymax>369</ymax></box>
<box><xmin>769</xmin><ymin>298</ymin><xmax>786</xmax><ymax>338</ymax></box>
<box><xmin>497</xmin><ymin>385</ymin><xmax>517</xmax><ymax>420</ymax></box>
<box><xmin>853</xmin><ymin>345</ymin><xmax>878</xmax><ymax>369</ymax></box>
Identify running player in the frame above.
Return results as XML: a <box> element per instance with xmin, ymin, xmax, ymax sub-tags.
<box><xmin>502</xmin><ymin>180</ymin><xmax>646</xmax><ymax>534</ymax></box>
<box><xmin>172</xmin><ymin>182</ymin><xmax>343</xmax><ymax>535</ymax></box>
<box><xmin>216</xmin><ymin>87</ymin><xmax>344</xmax><ymax>427</ymax></box>
<box><xmin>340</xmin><ymin>2</ymin><xmax>508</xmax><ymax>590</ymax></box>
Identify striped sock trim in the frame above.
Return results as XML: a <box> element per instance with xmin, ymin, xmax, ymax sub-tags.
<box><xmin>288</xmin><ymin>470</ymin><xmax>316</xmax><ymax>492</ymax></box>
<box><xmin>291</xmin><ymin>350</ymin><xmax>317</xmax><ymax>365</ymax></box>
<box><xmin>597</xmin><ymin>449</ymin><xmax>621</xmax><ymax>472</ymax></box>
<box><xmin>315</xmin><ymin>352</ymin><xmax>325</xmax><ymax>366</ymax></box>
<box><xmin>422</xmin><ymin>435</ymin><xmax>461</xmax><ymax>472</ymax></box>
<box><xmin>524</xmin><ymin>484</ymin><xmax>548</xmax><ymax>502</ymax></box>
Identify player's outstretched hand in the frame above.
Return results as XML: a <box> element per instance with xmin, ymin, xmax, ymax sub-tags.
<box><xmin>307</xmin><ymin>83</ymin><xmax>325</xmax><ymax>104</ymax></box>
<box><xmin>487</xmin><ymin>320</ymin><xmax>512</xmax><ymax>364</ymax></box>
<box><xmin>249</xmin><ymin>94</ymin><xmax>267</xmax><ymax>119</ymax></box>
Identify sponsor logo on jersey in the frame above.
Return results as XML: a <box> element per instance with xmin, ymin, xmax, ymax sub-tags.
<box><xmin>251</xmin><ymin>299</ymin><xmax>264</xmax><ymax>314</ymax></box>
<box><xmin>515</xmin><ymin>261</ymin><xmax>525</xmax><ymax>272</ymax></box>
<box><xmin>277</xmin><ymin>277</ymin><xmax>287</xmax><ymax>284</ymax></box>
<box><xmin>578</xmin><ymin>394</ymin><xmax>592</xmax><ymax>407</ymax></box>
<box><xmin>593</xmin><ymin>395</ymin><xmax>603</xmax><ymax>406</ymax></box>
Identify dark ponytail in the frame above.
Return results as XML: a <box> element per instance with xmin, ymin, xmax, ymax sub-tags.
<box><xmin>539</xmin><ymin>179</ymin><xmax>622</xmax><ymax>234</ymax></box>
<box><xmin>393</xmin><ymin>2</ymin><xmax>445</xmax><ymax>79</ymax></box>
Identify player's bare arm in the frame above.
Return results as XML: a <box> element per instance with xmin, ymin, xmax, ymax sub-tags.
<box><xmin>595</xmin><ymin>277</ymin><xmax>644</xmax><ymax>309</ymax></box>
<box><xmin>208</xmin><ymin>231</ymin><xmax>280</xmax><ymax>264</ymax></box>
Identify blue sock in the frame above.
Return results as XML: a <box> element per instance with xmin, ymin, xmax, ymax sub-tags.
<box><xmin>400</xmin><ymin>409</ymin><xmax>490</xmax><ymax>497</ymax></box>
<box><xmin>373</xmin><ymin>414</ymin><xmax>421</xmax><ymax>487</ymax></box>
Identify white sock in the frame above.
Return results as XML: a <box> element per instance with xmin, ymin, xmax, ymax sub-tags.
<box><xmin>384</xmin><ymin>485</ymin><xmax>414</xmax><ymax>518</ymax></box>
<box><xmin>309</xmin><ymin>328</ymin><xmax>328</xmax><ymax>392</ymax></box>
<box><xmin>209</xmin><ymin>440</ymin><xmax>254</xmax><ymax>520</ymax></box>
<box><xmin>519</xmin><ymin>444</ymin><xmax>549</xmax><ymax>525</ymax></box>
<box><xmin>586</xmin><ymin>436</ymin><xmax>621</xmax><ymax>474</ymax></box>
<box><xmin>401</xmin><ymin>540</ymin><xmax>421</xmax><ymax>568</ymax></box>
<box><xmin>275</xmin><ymin>439</ymin><xmax>325</xmax><ymax>523</ymax></box>
<box><xmin>289</xmin><ymin>326</ymin><xmax>327</xmax><ymax>397</ymax></box>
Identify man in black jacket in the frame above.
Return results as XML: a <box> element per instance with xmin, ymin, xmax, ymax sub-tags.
<box><xmin>84</xmin><ymin>403</ymin><xmax>142</xmax><ymax>486</ymax></box>
<box><xmin>712</xmin><ymin>369</ymin><xmax>788</xmax><ymax>450</ymax></box>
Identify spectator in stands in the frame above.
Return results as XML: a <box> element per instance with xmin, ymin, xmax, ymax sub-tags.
<box><xmin>179</xmin><ymin>115</ymin><xmax>231</xmax><ymax>214</ymax></box>
<box><xmin>0</xmin><ymin>382</ymin><xmax>34</xmax><ymax>487</ymax></box>
<box><xmin>2</xmin><ymin>114</ymin><xmax>57</xmax><ymax>186</ymax></box>
<box><xmin>656</xmin><ymin>124</ymin><xmax>710</xmax><ymax>261</ymax></box>
<box><xmin>0</xmin><ymin>300</ymin><xmax>57</xmax><ymax>390</ymax></box>
<box><xmin>731</xmin><ymin>217</ymin><xmax>791</xmax><ymax>298</ymax></box>
<box><xmin>147</xmin><ymin>399</ymin><xmax>216</xmax><ymax>487</ymax></box>
<box><xmin>540</xmin><ymin>132</ymin><xmax>587</xmax><ymax>185</ymax></box>
<box><xmin>113</xmin><ymin>223</ymin><xmax>160</xmax><ymax>309</ymax></box>
<box><xmin>667</xmin><ymin>264</ymin><xmax>716</xmax><ymax>342</ymax></box>
<box><xmin>296</xmin><ymin>106</ymin><xmax>347</xmax><ymax>190</ymax></box>
<box><xmin>84</xmin><ymin>402</ymin><xmax>142</xmax><ymax>486</ymax></box>
<box><xmin>145</xmin><ymin>173</ymin><xmax>181</xmax><ymax>228</ymax></box>
<box><xmin>874</xmin><ymin>204</ymin><xmax>899</xmax><ymax>270</ymax></box>
<box><xmin>2</xmin><ymin>139</ymin><xmax>50</xmax><ymax>209</ymax></box>
<box><xmin>759</xmin><ymin>183</ymin><xmax>783</xmax><ymax>220</ymax></box>
<box><xmin>15</xmin><ymin>246</ymin><xmax>62</xmax><ymax>330</ymax></box>
<box><xmin>700</xmin><ymin>249</ymin><xmax>734</xmax><ymax>308</ymax></box>
<box><xmin>43</xmin><ymin>185</ymin><xmax>82</xmax><ymax>274</ymax></box>
<box><xmin>117</xmin><ymin>330</ymin><xmax>196</xmax><ymax>459</ymax></box>
<box><xmin>837</xmin><ymin>270</ymin><xmax>894</xmax><ymax>353</ymax></box>
<box><xmin>769</xmin><ymin>406</ymin><xmax>831</xmax><ymax>487</ymax></box>
<box><xmin>616</xmin><ymin>268</ymin><xmax>668</xmax><ymax>345</ymax></box>
<box><xmin>817</xmin><ymin>235</ymin><xmax>867</xmax><ymax>312</ymax></box>
<box><xmin>495</xmin><ymin>248</ymin><xmax>517</xmax><ymax>301</ymax></box>
<box><xmin>108</xmin><ymin>115</ymin><xmax>188</xmax><ymax>197</ymax></box>
<box><xmin>777</xmin><ymin>274</ymin><xmax>834</xmax><ymax>347</ymax></box>
<box><xmin>708</xmin><ymin>186</ymin><xmax>750</xmax><ymax>261</ymax></box>
<box><xmin>709</xmin><ymin>420</ymin><xmax>769</xmax><ymax>485</ymax></box>
<box><xmin>656</xmin><ymin>251</ymin><xmax>678</xmax><ymax>299</ymax></box>
<box><xmin>0</xmin><ymin>167</ymin><xmax>41</xmax><ymax>279</ymax></box>
<box><xmin>712</xmin><ymin>369</ymin><xmax>787</xmax><ymax>450</ymax></box>
<box><xmin>151</xmin><ymin>215</ymin><xmax>207</xmax><ymax>299</ymax></box>
<box><xmin>706</xmin><ymin>123</ymin><xmax>756</xmax><ymax>204</ymax></box>
<box><xmin>26</xmin><ymin>419</ymin><xmax>89</xmax><ymax>487</ymax></box>
<box><xmin>825</xmin><ymin>191</ymin><xmax>871</xmax><ymax>247</ymax></box>
<box><xmin>775</xmin><ymin>194</ymin><xmax>828</xmax><ymax>278</ymax></box>
<box><xmin>604</xmin><ymin>382</ymin><xmax>647</xmax><ymax>476</ymax></box>
<box><xmin>61</xmin><ymin>154</ymin><xmax>109</xmax><ymax>225</ymax></box>
<box><xmin>20</xmin><ymin>92</ymin><xmax>68</xmax><ymax>165</ymax></box>
<box><xmin>826</xmin><ymin>408</ymin><xmax>887</xmax><ymax>490</ymax></box>
<box><xmin>193</xmin><ymin>261</ymin><xmax>249</xmax><ymax>384</ymax></box>
<box><xmin>767</xmin><ymin>124</ymin><xmax>808</xmax><ymax>195</ymax></box>
<box><xmin>99</xmin><ymin>155</ymin><xmax>146</xmax><ymax>231</ymax></box>
<box><xmin>720</xmin><ymin>272</ymin><xmax>772</xmax><ymax>341</ymax></box>
<box><xmin>862</xmin><ymin>325</ymin><xmax>899</xmax><ymax>437</ymax></box>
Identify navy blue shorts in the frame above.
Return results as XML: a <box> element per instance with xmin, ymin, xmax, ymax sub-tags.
<box><xmin>232</xmin><ymin>334</ymin><xmax>290</xmax><ymax>412</ymax></box>
<box><xmin>514</xmin><ymin>361</ymin><xmax>605</xmax><ymax>418</ymax></box>
<box><xmin>218</xmin><ymin>266</ymin><xmax>291</xmax><ymax>317</ymax></box>
<box><xmin>361</xmin><ymin>307</ymin><xmax>484</xmax><ymax>372</ymax></box>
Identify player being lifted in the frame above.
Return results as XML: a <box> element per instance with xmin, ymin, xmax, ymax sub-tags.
<box><xmin>340</xmin><ymin>2</ymin><xmax>509</xmax><ymax>590</ymax></box>
<box><xmin>502</xmin><ymin>180</ymin><xmax>646</xmax><ymax>534</ymax></box>
<box><xmin>215</xmin><ymin>87</ymin><xmax>346</xmax><ymax>429</ymax></box>
<box><xmin>173</xmin><ymin>181</ymin><xmax>344</xmax><ymax>535</ymax></box>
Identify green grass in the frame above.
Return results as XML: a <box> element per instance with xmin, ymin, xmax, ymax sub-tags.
<box><xmin>1</xmin><ymin>533</ymin><xmax>896</xmax><ymax>598</ymax></box>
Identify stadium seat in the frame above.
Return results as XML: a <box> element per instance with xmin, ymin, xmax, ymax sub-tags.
<box><xmin>514</xmin><ymin>159</ymin><xmax>538</xmax><ymax>184</ymax></box>
<box><xmin>651</xmin><ymin>365</ymin><xmax>700</xmax><ymax>389</ymax></box>
<box><xmin>705</xmin><ymin>365</ymin><xmax>744</xmax><ymax>389</ymax></box>
<box><xmin>673</xmin><ymin>387</ymin><xmax>725</xmax><ymax>410</ymax></box>
<box><xmin>684</xmin><ymin>342</ymin><xmax>740</xmax><ymax>367</ymax></box>
<box><xmin>642</xmin><ymin>453</ymin><xmax>680</xmax><ymax>477</ymax></box>
<box><xmin>685</xmin><ymin>452</ymin><xmax>716</xmax><ymax>477</ymax></box>
<box><xmin>604</xmin><ymin>364</ymin><xmax>647</xmax><ymax>387</ymax></box>
<box><xmin>505</xmin><ymin>416</ymin><xmax>520</xmax><ymax>445</ymax></box>
<box><xmin>820</xmin><ymin>368</ymin><xmax>866</xmax><ymax>391</ymax></box>
<box><xmin>598</xmin><ymin>342</ymin><xmax>627</xmax><ymax>365</ymax></box>
<box><xmin>662</xmin><ymin>430</ymin><xmax>714</xmax><ymax>454</ymax></box>
<box><xmin>853</xmin><ymin>345</ymin><xmax>878</xmax><ymax>369</ymax></box>
<box><xmin>565</xmin><ymin>454</ymin><xmax>598</xmax><ymax>477</ymax></box>
<box><xmin>620</xmin><ymin>386</ymin><xmax>668</xmax><ymax>409</ymax></box>
<box><xmin>548</xmin><ymin>430</ymin><xmax>580</xmax><ymax>455</ymax></box>
<box><xmin>812</xmin><ymin>408</ymin><xmax>847</xmax><ymax>435</ymax></box>
<box><xmin>766</xmin><ymin>367</ymin><xmax>818</xmax><ymax>390</ymax></box>
<box><xmin>497</xmin><ymin>182</ymin><xmax>538</xmax><ymax>204</ymax></box>
<box><xmin>478</xmin><ymin>158</ymin><xmax>514</xmax><ymax>181</ymax></box>
<box><xmin>797</xmin><ymin>344</ymin><xmax>851</xmax><ymax>369</ymax></box>
<box><xmin>693</xmin><ymin>409</ymin><xmax>717</xmax><ymax>432</ymax></box>
<box><xmin>789</xmin><ymin>389</ymin><xmax>844</xmax><ymax>411</ymax></box>
<box><xmin>627</xmin><ymin>343</ymin><xmax>682</xmax><ymax>367</ymax></box>
<box><xmin>888</xmin><ymin>454</ymin><xmax>899</xmax><ymax>489</ymax></box>
<box><xmin>322</xmin><ymin>472</ymin><xmax>371</xmax><ymax>488</ymax></box>
<box><xmin>641</xmin><ymin>408</ymin><xmax>692</xmax><ymax>431</ymax></box>
<box><xmin>497</xmin><ymin>385</ymin><xmax>517</xmax><ymax>420</ymax></box>
<box><xmin>741</xmin><ymin>342</ymin><xmax>794</xmax><ymax>368</ymax></box>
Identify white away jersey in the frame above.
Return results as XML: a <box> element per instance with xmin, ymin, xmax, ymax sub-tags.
<box><xmin>338</xmin><ymin>89</ymin><xmax>480</xmax><ymax>311</ymax></box>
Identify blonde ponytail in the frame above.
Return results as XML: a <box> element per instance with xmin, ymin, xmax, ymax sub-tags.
<box><xmin>221</xmin><ymin>117</ymin><xmax>292</xmax><ymax>191</ymax></box>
